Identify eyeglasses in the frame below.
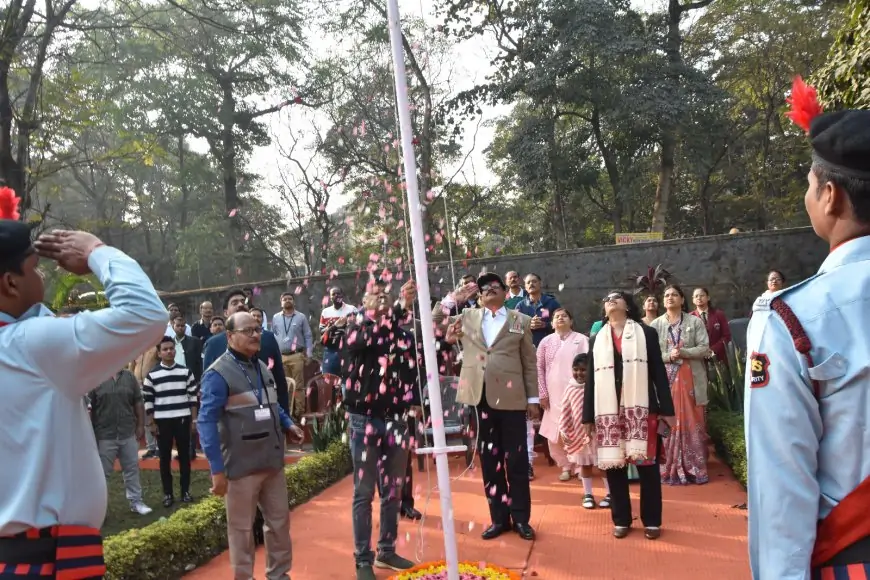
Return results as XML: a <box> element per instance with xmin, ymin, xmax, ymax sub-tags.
<box><xmin>480</xmin><ymin>283</ymin><xmax>501</xmax><ymax>292</ymax></box>
<box><xmin>232</xmin><ymin>327</ymin><xmax>263</xmax><ymax>337</ymax></box>
<box><xmin>602</xmin><ymin>293</ymin><xmax>623</xmax><ymax>303</ymax></box>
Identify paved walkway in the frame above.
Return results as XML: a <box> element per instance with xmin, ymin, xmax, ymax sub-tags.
<box><xmin>185</xmin><ymin>452</ymin><xmax>749</xmax><ymax>579</ymax></box>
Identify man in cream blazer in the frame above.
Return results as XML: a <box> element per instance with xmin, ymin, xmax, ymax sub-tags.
<box><xmin>433</xmin><ymin>272</ymin><xmax>540</xmax><ymax>541</ymax></box>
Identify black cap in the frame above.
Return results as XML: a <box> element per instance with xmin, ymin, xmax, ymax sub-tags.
<box><xmin>810</xmin><ymin>110</ymin><xmax>870</xmax><ymax>180</ymax></box>
<box><xmin>0</xmin><ymin>220</ymin><xmax>34</xmax><ymax>266</ymax></box>
<box><xmin>476</xmin><ymin>272</ymin><xmax>505</xmax><ymax>290</ymax></box>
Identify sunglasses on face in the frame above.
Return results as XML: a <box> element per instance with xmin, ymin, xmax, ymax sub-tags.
<box><xmin>603</xmin><ymin>293</ymin><xmax>623</xmax><ymax>303</ymax></box>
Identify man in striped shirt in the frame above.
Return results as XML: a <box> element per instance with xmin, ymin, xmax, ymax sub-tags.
<box><xmin>143</xmin><ymin>336</ymin><xmax>198</xmax><ymax>507</ymax></box>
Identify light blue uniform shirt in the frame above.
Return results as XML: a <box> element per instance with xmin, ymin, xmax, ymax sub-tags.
<box><xmin>0</xmin><ymin>246</ymin><xmax>168</xmax><ymax>535</ymax></box>
<box><xmin>744</xmin><ymin>235</ymin><xmax>870</xmax><ymax>580</ymax></box>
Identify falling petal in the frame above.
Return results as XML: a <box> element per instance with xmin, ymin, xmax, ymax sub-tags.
<box><xmin>229</xmin><ymin>209</ymin><xmax>238</xmax><ymax>217</ymax></box>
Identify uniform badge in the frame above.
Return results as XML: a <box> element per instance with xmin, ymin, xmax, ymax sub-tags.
<box><xmin>749</xmin><ymin>352</ymin><xmax>770</xmax><ymax>388</ymax></box>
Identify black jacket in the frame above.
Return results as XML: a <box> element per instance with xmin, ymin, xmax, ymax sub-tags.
<box><xmin>179</xmin><ymin>335</ymin><xmax>204</xmax><ymax>383</ymax></box>
<box><xmin>581</xmin><ymin>322</ymin><xmax>675</xmax><ymax>424</ymax></box>
<box><xmin>340</xmin><ymin>310</ymin><xmax>423</xmax><ymax>417</ymax></box>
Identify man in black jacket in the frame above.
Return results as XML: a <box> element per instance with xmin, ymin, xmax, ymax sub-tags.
<box><xmin>341</xmin><ymin>278</ymin><xmax>420</xmax><ymax>580</ymax></box>
<box><xmin>203</xmin><ymin>289</ymin><xmax>290</xmax><ymax>414</ymax></box>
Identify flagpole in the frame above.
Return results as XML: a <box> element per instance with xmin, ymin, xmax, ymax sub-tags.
<box><xmin>385</xmin><ymin>2</ymin><xmax>462</xmax><ymax>579</ymax></box>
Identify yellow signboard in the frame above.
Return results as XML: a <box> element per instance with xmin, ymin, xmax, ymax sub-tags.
<box><xmin>615</xmin><ymin>232</ymin><xmax>664</xmax><ymax>245</ymax></box>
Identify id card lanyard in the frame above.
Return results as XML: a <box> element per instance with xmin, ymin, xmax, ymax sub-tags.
<box><xmin>230</xmin><ymin>353</ymin><xmax>265</xmax><ymax>407</ymax></box>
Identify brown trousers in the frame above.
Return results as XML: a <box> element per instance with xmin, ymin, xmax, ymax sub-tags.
<box><xmin>282</xmin><ymin>352</ymin><xmax>306</xmax><ymax>418</ymax></box>
<box><xmin>226</xmin><ymin>468</ymin><xmax>292</xmax><ymax>580</ymax></box>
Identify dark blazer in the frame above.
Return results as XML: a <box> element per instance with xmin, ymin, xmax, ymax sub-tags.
<box><xmin>179</xmin><ymin>335</ymin><xmax>204</xmax><ymax>383</ymax></box>
<box><xmin>691</xmin><ymin>308</ymin><xmax>732</xmax><ymax>362</ymax></box>
<box><xmin>203</xmin><ymin>330</ymin><xmax>289</xmax><ymax>414</ymax></box>
<box><xmin>582</xmin><ymin>322</ymin><xmax>675</xmax><ymax>424</ymax></box>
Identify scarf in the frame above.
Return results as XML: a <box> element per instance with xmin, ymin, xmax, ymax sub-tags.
<box><xmin>592</xmin><ymin>319</ymin><xmax>650</xmax><ymax>468</ymax></box>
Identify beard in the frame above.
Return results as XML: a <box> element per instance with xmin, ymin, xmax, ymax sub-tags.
<box><xmin>332</xmin><ymin>299</ymin><xmax>343</xmax><ymax>308</ymax></box>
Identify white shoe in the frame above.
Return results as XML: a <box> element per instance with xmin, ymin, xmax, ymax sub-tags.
<box><xmin>131</xmin><ymin>502</ymin><xmax>153</xmax><ymax>515</ymax></box>
<box><xmin>559</xmin><ymin>470</ymin><xmax>572</xmax><ymax>482</ymax></box>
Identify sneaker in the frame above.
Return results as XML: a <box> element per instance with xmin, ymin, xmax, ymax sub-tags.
<box><xmin>528</xmin><ymin>466</ymin><xmax>535</xmax><ymax>481</ymax></box>
<box><xmin>599</xmin><ymin>494</ymin><xmax>611</xmax><ymax>509</ymax></box>
<box><xmin>130</xmin><ymin>502</ymin><xmax>153</xmax><ymax>515</ymax></box>
<box><xmin>374</xmin><ymin>553</ymin><xmax>414</xmax><ymax>571</ymax></box>
<box><xmin>582</xmin><ymin>494</ymin><xmax>596</xmax><ymax>509</ymax></box>
<box><xmin>645</xmin><ymin>526</ymin><xmax>661</xmax><ymax>540</ymax></box>
<box><xmin>558</xmin><ymin>470</ymin><xmax>572</xmax><ymax>482</ymax></box>
<box><xmin>181</xmin><ymin>492</ymin><xmax>194</xmax><ymax>503</ymax></box>
<box><xmin>355</xmin><ymin>565</ymin><xmax>376</xmax><ymax>580</ymax></box>
<box><xmin>162</xmin><ymin>495</ymin><xmax>174</xmax><ymax>508</ymax></box>
<box><xmin>141</xmin><ymin>450</ymin><xmax>157</xmax><ymax>460</ymax></box>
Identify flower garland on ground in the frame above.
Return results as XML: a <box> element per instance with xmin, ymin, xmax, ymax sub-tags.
<box><xmin>388</xmin><ymin>560</ymin><xmax>520</xmax><ymax>580</ymax></box>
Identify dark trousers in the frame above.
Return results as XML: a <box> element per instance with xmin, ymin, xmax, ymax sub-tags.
<box><xmin>606</xmin><ymin>462</ymin><xmax>663</xmax><ymax>528</ymax></box>
<box><xmin>401</xmin><ymin>416</ymin><xmax>416</xmax><ymax>508</ymax></box>
<box><xmin>476</xmin><ymin>394</ymin><xmax>531</xmax><ymax>525</ymax></box>
<box><xmin>156</xmin><ymin>416</ymin><xmax>191</xmax><ymax>497</ymax></box>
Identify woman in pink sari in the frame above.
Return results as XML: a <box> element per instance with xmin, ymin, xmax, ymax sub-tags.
<box><xmin>537</xmin><ymin>309</ymin><xmax>609</xmax><ymax>508</ymax></box>
<box><xmin>650</xmin><ymin>285</ymin><xmax>710</xmax><ymax>485</ymax></box>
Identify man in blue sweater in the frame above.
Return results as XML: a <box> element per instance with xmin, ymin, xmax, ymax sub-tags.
<box><xmin>203</xmin><ymin>288</ymin><xmax>290</xmax><ymax>414</ymax></box>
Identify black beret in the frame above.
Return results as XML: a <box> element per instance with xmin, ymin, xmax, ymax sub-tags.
<box><xmin>0</xmin><ymin>220</ymin><xmax>33</xmax><ymax>265</ymax></box>
<box><xmin>810</xmin><ymin>110</ymin><xmax>870</xmax><ymax>180</ymax></box>
<box><xmin>476</xmin><ymin>272</ymin><xmax>505</xmax><ymax>289</ymax></box>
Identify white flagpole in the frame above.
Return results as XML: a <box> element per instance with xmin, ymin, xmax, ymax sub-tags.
<box><xmin>385</xmin><ymin>2</ymin><xmax>462</xmax><ymax>579</ymax></box>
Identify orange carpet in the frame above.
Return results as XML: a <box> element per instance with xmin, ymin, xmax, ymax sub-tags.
<box><xmin>184</xmin><ymin>453</ymin><xmax>749</xmax><ymax>579</ymax></box>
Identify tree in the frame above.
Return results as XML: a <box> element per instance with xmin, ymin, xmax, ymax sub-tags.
<box><xmin>816</xmin><ymin>0</ymin><xmax>869</xmax><ymax>108</ymax></box>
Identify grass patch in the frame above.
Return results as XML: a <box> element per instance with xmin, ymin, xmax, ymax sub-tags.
<box><xmin>707</xmin><ymin>409</ymin><xmax>746</xmax><ymax>488</ymax></box>
<box><xmin>103</xmin><ymin>468</ymin><xmax>213</xmax><ymax>538</ymax></box>
<box><xmin>104</xmin><ymin>441</ymin><xmax>352</xmax><ymax>579</ymax></box>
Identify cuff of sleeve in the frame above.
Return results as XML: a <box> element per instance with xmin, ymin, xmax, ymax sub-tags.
<box><xmin>527</xmin><ymin>397</ymin><xmax>540</xmax><ymax>404</ymax></box>
<box><xmin>86</xmin><ymin>244</ymin><xmax>115</xmax><ymax>273</ymax></box>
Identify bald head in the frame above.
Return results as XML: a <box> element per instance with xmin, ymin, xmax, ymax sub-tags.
<box><xmin>226</xmin><ymin>312</ymin><xmax>261</xmax><ymax>357</ymax></box>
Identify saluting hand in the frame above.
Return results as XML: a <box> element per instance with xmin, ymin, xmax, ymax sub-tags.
<box><xmin>34</xmin><ymin>230</ymin><xmax>104</xmax><ymax>276</ymax></box>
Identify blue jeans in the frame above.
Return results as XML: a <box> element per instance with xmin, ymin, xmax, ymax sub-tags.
<box><xmin>321</xmin><ymin>348</ymin><xmax>341</xmax><ymax>376</ymax></box>
<box><xmin>349</xmin><ymin>413</ymin><xmax>409</xmax><ymax>566</ymax></box>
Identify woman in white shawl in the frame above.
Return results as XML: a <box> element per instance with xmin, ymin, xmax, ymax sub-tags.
<box><xmin>581</xmin><ymin>290</ymin><xmax>675</xmax><ymax>540</ymax></box>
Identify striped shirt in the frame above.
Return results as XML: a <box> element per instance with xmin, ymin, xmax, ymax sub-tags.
<box><xmin>143</xmin><ymin>363</ymin><xmax>197</xmax><ymax>419</ymax></box>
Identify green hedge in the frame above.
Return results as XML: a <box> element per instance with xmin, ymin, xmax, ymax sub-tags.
<box><xmin>104</xmin><ymin>441</ymin><xmax>352</xmax><ymax>579</ymax></box>
<box><xmin>707</xmin><ymin>409</ymin><xmax>747</xmax><ymax>489</ymax></box>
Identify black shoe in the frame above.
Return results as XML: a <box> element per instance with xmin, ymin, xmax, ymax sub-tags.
<box><xmin>355</xmin><ymin>565</ymin><xmax>376</xmax><ymax>580</ymax></box>
<box><xmin>513</xmin><ymin>523</ymin><xmax>535</xmax><ymax>541</ymax></box>
<box><xmin>401</xmin><ymin>505</ymin><xmax>422</xmax><ymax>520</ymax></box>
<box><xmin>481</xmin><ymin>522</ymin><xmax>510</xmax><ymax>540</ymax></box>
<box><xmin>162</xmin><ymin>495</ymin><xmax>174</xmax><ymax>508</ymax></box>
<box><xmin>181</xmin><ymin>492</ymin><xmax>194</xmax><ymax>503</ymax></box>
<box><xmin>142</xmin><ymin>450</ymin><xmax>157</xmax><ymax>460</ymax></box>
<box><xmin>374</xmin><ymin>553</ymin><xmax>414</xmax><ymax>571</ymax></box>
<box><xmin>528</xmin><ymin>466</ymin><xmax>535</xmax><ymax>481</ymax></box>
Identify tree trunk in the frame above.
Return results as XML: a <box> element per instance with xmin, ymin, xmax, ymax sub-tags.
<box><xmin>0</xmin><ymin>0</ymin><xmax>36</xmax><ymax>203</ymax></box>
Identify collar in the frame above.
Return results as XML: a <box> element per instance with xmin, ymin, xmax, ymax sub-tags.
<box><xmin>819</xmin><ymin>235</ymin><xmax>870</xmax><ymax>274</ymax></box>
<box><xmin>159</xmin><ymin>362</ymin><xmax>176</xmax><ymax>369</ymax></box>
<box><xmin>228</xmin><ymin>347</ymin><xmax>252</xmax><ymax>362</ymax></box>
<box><xmin>0</xmin><ymin>302</ymin><xmax>54</xmax><ymax>326</ymax></box>
<box><xmin>174</xmin><ymin>334</ymin><xmax>185</xmax><ymax>342</ymax></box>
<box><xmin>483</xmin><ymin>307</ymin><xmax>507</xmax><ymax>319</ymax></box>
<box><xmin>509</xmin><ymin>288</ymin><xmax>524</xmax><ymax>297</ymax></box>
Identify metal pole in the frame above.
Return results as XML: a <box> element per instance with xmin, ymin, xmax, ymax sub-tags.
<box><xmin>384</xmin><ymin>2</ymin><xmax>461</xmax><ymax>578</ymax></box>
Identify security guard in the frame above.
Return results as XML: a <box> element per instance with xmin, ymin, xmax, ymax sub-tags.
<box><xmin>745</xmin><ymin>77</ymin><xmax>870</xmax><ymax>580</ymax></box>
<box><xmin>0</xmin><ymin>187</ymin><xmax>168</xmax><ymax>577</ymax></box>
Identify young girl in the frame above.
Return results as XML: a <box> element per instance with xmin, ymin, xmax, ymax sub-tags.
<box><xmin>560</xmin><ymin>353</ymin><xmax>611</xmax><ymax>509</ymax></box>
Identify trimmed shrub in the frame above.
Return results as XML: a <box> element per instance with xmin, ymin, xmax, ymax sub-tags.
<box><xmin>104</xmin><ymin>440</ymin><xmax>352</xmax><ymax>579</ymax></box>
<box><xmin>707</xmin><ymin>409</ymin><xmax>746</xmax><ymax>489</ymax></box>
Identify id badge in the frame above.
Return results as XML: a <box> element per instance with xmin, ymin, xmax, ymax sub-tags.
<box><xmin>254</xmin><ymin>407</ymin><xmax>271</xmax><ymax>421</ymax></box>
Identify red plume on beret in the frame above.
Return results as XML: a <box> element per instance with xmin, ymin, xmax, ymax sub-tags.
<box><xmin>0</xmin><ymin>187</ymin><xmax>21</xmax><ymax>221</ymax></box>
<box><xmin>785</xmin><ymin>76</ymin><xmax>823</xmax><ymax>133</ymax></box>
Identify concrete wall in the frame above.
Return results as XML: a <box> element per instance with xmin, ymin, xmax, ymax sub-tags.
<box><xmin>160</xmin><ymin>227</ymin><xmax>827</xmax><ymax>334</ymax></box>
